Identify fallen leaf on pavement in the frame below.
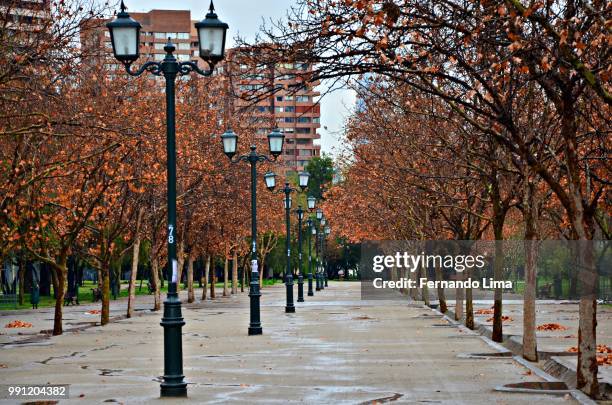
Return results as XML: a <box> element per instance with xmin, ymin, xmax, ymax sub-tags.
<box><xmin>537</xmin><ymin>323</ymin><xmax>568</xmax><ymax>331</ymax></box>
<box><xmin>486</xmin><ymin>316</ymin><xmax>513</xmax><ymax>323</ymax></box>
<box><xmin>5</xmin><ymin>320</ymin><xmax>32</xmax><ymax>328</ymax></box>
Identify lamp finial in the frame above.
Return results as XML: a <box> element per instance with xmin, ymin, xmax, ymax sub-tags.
<box><xmin>120</xmin><ymin>0</ymin><xmax>126</xmax><ymax>13</ymax></box>
<box><xmin>209</xmin><ymin>0</ymin><xmax>215</xmax><ymax>13</ymax></box>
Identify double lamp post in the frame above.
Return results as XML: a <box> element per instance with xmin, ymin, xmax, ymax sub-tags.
<box><xmin>106</xmin><ymin>0</ymin><xmax>229</xmax><ymax>397</ymax></box>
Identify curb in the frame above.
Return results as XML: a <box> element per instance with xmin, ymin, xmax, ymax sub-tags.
<box><xmin>426</xmin><ymin>304</ymin><xmax>597</xmax><ymax>405</ymax></box>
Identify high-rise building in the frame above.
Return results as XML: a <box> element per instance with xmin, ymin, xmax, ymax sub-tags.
<box><xmin>227</xmin><ymin>52</ymin><xmax>321</xmax><ymax>172</ymax></box>
<box><xmin>82</xmin><ymin>8</ymin><xmax>321</xmax><ymax>172</ymax></box>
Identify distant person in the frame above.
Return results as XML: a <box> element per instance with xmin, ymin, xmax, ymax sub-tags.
<box><xmin>31</xmin><ymin>282</ymin><xmax>40</xmax><ymax>309</ymax></box>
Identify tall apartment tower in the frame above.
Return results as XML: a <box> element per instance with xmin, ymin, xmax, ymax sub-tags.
<box><xmin>227</xmin><ymin>52</ymin><xmax>321</xmax><ymax>172</ymax></box>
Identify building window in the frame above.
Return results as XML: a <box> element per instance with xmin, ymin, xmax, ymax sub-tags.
<box><xmin>154</xmin><ymin>54</ymin><xmax>165</xmax><ymax>61</ymax></box>
<box><xmin>177</xmin><ymin>43</ymin><xmax>190</xmax><ymax>50</ymax></box>
<box><xmin>296</xmin><ymin>95</ymin><xmax>310</xmax><ymax>102</ymax></box>
<box><xmin>284</xmin><ymin>106</ymin><xmax>295</xmax><ymax>112</ymax></box>
<box><xmin>285</xmin><ymin>95</ymin><xmax>294</xmax><ymax>101</ymax></box>
<box><xmin>282</xmin><ymin>127</ymin><xmax>295</xmax><ymax>133</ymax></box>
<box><xmin>276</xmin><ymin>96</ymin><xmax>283</xmax><ymax>102</ymax></box>
<box><xmin>154</xmin><ymin>32</ymin><xmax>167</xmax><ymax>39</ymax></box>
<box><xmin>296</xmin><ymin>139</ymin><xmax>309</xmax><ymax>145</ymax></box>
<box><xmin>274</xmin><ymin>106</ymin><xmax>284</xmax><ymax>113</ymax></box>
<box><xmin>313</xmin><ymin>117</ymin><xmax>320</xmax><ymax>123</ymax></box>
<box><xmin>177</xmin><ymin>32</ymin><xmax>190</xmax><ymax>39</ymax></box>
<box><xmin>277</xmin><ymin>73</ymin><xmax>295</xmax><ymax>80</ymax></box>
<box><xmin>297</xmin><ymin>117</ymin><xmax>311</xmax><ymax>123</ymax></box>
<box><xmin>177</xmin><ymin>54</ymin><xmax>190</xmax><ymax>61</ymax></box>
<box><xmin>299</xmin><ymin>149</ymin><xmax>312</xmax><ymax>156</ymax></box>
<box><xmin>154</xmin><ymin>43</ymin><xmax>165</xmax><ymax>50</ymax></box>
<box><xmin>296</xmin><ymin>128</ymin><xmax>310</xmax><ymax>134</ymax></box>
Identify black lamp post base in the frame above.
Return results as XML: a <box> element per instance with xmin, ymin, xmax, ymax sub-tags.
<box><xmin>248</xmin><ymin>326</ymin><xmax>262</xmax><ymax>335</ymax></box>
<box><xmin>285</xmin><ymin>306</ymin><xmax>296</xmax><ymax>313</ymax></box>
<box><xmin>160</xmin><ymin>382</ymin><xmax>187</xmax><ymax>397</ymax></box>
<box><xmin>308</xmin><ymin>291</ymin><xmax>314</xmax><ymax>296</ymax></box>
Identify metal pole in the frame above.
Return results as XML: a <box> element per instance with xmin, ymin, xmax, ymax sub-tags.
<box><xmin>319</xmin><ymin>229</ymin><xmax>325</xmax><ymax>290</ymax></box>
<box><xmin>284</xmin><ymin>185</ymin><xmax>295</xmax><ymax>312</ymax></box>
<box><xmin>297</xmin><ymin>207</ymin><xmax>304</xmax><ymax>302</ymax></box>
<box><xmin>248</xmin><ymin>148</ymin><xmax>262</xmax><ymax>334</ymax></box>
<box><xmin>324</xmin><ymin>235</ymin><xmax>328</xmax><ymax>287</ymax></box>
<box><xmin>307</xmin><ymin>221</ymin><xmax>314</xmax><ymax>296</ymax></box>
<box><xmin>160</xmin><ymin>44</ymin><xmax>187</xmax><ymax>397</ymax></box>
<box><xmin>315</xmin><ymin>226</ymin><xmax>321</xmax><ymax>291</ymax></box>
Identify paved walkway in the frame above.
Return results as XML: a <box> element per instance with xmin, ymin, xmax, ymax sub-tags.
<box><xmin>0</xmin><ymin>283</ymin><xmax>578</xmax><ymax>404</ymax></box>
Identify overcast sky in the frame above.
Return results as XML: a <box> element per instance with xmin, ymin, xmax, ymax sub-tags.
<box><xmin>125</xmin><ymin>0</ymin><xmax>356</xmax><ymax>156</ymax></box>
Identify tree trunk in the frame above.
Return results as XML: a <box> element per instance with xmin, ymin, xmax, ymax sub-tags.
<box><xmin>259</xmin><ymin>254</ymin><xmax>265</xmax><ymax>288</ymax></box>
<box><xmin>409</xmin><ymin>266</ymin><xmax>418</xmax><ymax>300</ymax></box>
<box><xmin>101</xmin><ymin>262</ymin><xmax>110</xmax><ymax>326</ymax></box>
<box><xmin>420</xmin><ymin>265</ymin><xmax>430</xmax><ymax>306</ymax></box>
<box><xmin>201</xmin><ymin>254</ymin><xmax>209</xmax><ymax>300</ymax></box>
<box><xmin>127</xmin><ymin>234</ymin><xmax>141</xmax><ymax>318</ymax></box>
<box><xmin>176</xmin><ymin>241</ymin><xmax>185</xmax><ymax>291</ymax></box>
<box><xmin>52</xmin><ymin>260</ymin><xmax>67</xmax><ymax>336</ymax></box>
<box><xmin>434</xmin><ymin>264</ymin><xmax>447</xmax><ymax>313</ymax></box>
<box><xmin>232</xmin><ymin>250</ymin><xmax>238</xmax><ymax>294</ymax></box>
<box><xmin>187</xmin><ymin>254</ymin><xmax>195</xmax><ymax>303</ymax></box>
<box><xmin>151</xmin><ymin>258</ymin><xmax>161</xmax><ymax>311</ymax></box>
<box><xmin>223</xmin><ymin>255</ymin><xmax>229</xmax><ymax>296</ymax></box>
<box><xmin>465</xmin><ymin>267</ymin><xmax>474</xmax><ymax>330</ymax></box>
<box><xmin>18</xmin><ymin>256</ymin><xmax>25</xmax><ymax>306</ymax></box>
<box><xmin>455</xmin><ymin>270</ymin><xmax>464</xmax><ymax>322</ymax></box>
<box><xmin>523</xmin><ymin>173</ymin><xmax>539</xmax><ymax>361</ymax></box>
<box><xmin>210</xmin><ymin>260</ymin><xmax>216</xmax><ymax>300</ymax></box>
<box><xmin>242</xmin><ymin>261</ymin><xmax>247</xmax><ymax>292</ymax></box>
<box><xmin>576</xmin><ymin>237</ymin><xmax>599</xmax><ymax>397</ymax></box>
<box><xmin>492</xmin><ymin>237</ymin><xmax>504</xmax><ymax>342</ymax></box>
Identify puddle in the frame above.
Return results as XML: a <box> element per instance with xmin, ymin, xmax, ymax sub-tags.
<box><xmin>358</xmin><ymin>393</ymin><xmax>403</xmax><ymax>404</ymax></box>
<box><xmin>495</xmin><ymin>381</ymin><xmax>571</xmax><ymax>395</ymax></box>
<box><xmin>457</xmin><ymin>352</ymin><xmax>512</xmax><ymax>359</ymax></box>
<box><xmin>38</xmin><ymin>351</ymin><xmax>85</xmax><ymax>364</ymax></box>
<box><xmin>98</xmin><ymin>368</ymin><xmax>123</xmax><ymax>376</ymax></box>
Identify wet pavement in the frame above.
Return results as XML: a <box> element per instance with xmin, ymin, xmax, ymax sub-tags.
<box><xmin>0</xmin><ymin>282</ymin><xmax>581</xmax><ymax>404</ymax></box>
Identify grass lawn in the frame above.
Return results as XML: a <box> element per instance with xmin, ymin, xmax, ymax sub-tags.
<box><xmin>0</xmin><ymin>278</ymin><xmax>283</xmax><ymax>311</ymax></box>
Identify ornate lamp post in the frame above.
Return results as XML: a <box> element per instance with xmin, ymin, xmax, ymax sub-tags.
<box><xmin>315</xmin><ymin>209</ymin><xmax>323</xmax><ymax>291</ymax></box>
<box><xmin>222</xmin><ymin>129</ymin><xmax>284</xmax><ymax>335</ymax></box>
<box><xmin>107</xmin><ymin>1</ymin><xmax>228</xmax><ymax>397</ymax></box>
<box><xmin>324</xmin><ymin>225</ymin><xmax>331</xmax><ymax>286</ymax></box>
<box><xmin>265</xmin><ymin>171</ymin><xmax>309</xmax><ymax>312</ymax></box>
<box><xmin>306</xmin><ymin>218</ymin><xmax>315</xmax><ymax>296</ymax></box>
<box><xmin>295</xmin><ymin>205</ymin><xmax>305</xmax><ymax>302</ymax></box>
<box><xmin>319</xmin><ymin>216</ymin><xmax>327</xmax><ymax>290</ymax></box>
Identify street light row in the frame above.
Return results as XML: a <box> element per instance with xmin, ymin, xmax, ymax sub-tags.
<box><xmin>221</xmin><ymin>128</ymin><xmax>332</xmax><ymax>315</ymax></box>
<box><xmin>106</xmin><ymin>0</ymin><xmax>331</xmax><ymax>398</ymax></box>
